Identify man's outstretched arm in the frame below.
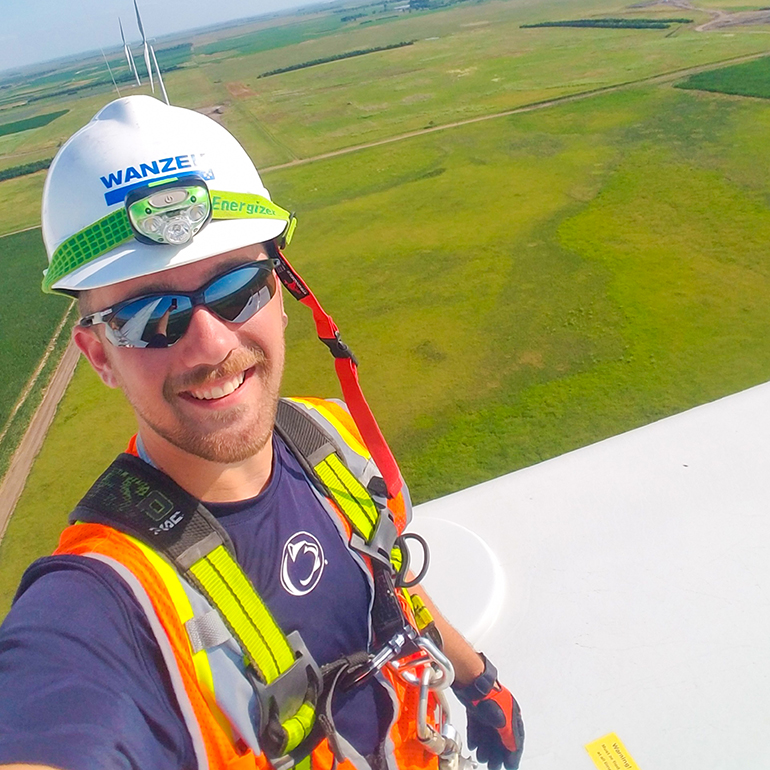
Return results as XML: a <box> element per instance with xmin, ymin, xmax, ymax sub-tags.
<box><xmin>409</xmin><ymin>585</ymin><xmax>525</xmax><ymax>770</ymax></box>
<box><xmin>408</xmin><ymin>583</ymin><xmax>485</xmax><ymax>684</ymax></box>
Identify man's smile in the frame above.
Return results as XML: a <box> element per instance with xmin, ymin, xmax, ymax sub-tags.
<box><xmin>185</xmin><ymin>369</ymin><xmax>247</xmax><ymax>401</ymax></box>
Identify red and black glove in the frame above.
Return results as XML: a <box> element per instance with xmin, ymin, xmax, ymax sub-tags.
<box><xmin>452</xmin><ymin>655</ymin><xmax>524</xmax><ymax>770</ymax></box>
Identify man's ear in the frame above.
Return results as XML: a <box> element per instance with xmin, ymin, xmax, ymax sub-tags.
<box><xmin>72</xmin><ymin>323</ymin><xmax>120</xmax><ymax>388</ymax></box>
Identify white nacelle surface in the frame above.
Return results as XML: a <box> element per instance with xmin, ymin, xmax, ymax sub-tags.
<box><xmin>410</xmin><ymin>381</ymin><xmax>770</xmax><ymax>769</ymax></box>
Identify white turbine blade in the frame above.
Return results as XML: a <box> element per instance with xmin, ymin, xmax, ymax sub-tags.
<box><xmin>134</xmin><ymin>0</ymin><xmax>146</xmax><ymax>42</ymax></box>
<box><xmin>101</xmin><ymin>47</ymin><xmax>121</xmax><ymax>97</ymax></box>
<box><xmin>130</xmin><ymin>47</ymin><xmax>141</xmax><ymax>85</ymax></box>
<box><xmin>120</xmin><ymin>18</ymin><xmax>141</xmax><ymax>85</ymax></box>
<box><xmin>144</xmin><ymin>41</ymin><xmax>154</xmax><ymax>92</ymax></box>
<box><xmin>134</xmin><ymin>1</ymin><xmax>153</xmax><ymax>92</ymax></box>
<box><xmin>150</xmin><ymin>45</ymin><xmax>169</xmax><ymax>105</ymax></box>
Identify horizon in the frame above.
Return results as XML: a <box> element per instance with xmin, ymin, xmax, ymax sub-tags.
<box><xmin>1</xmin><ymin>0</ymin><xmax>332</xmax><ymax>76</ymax></box>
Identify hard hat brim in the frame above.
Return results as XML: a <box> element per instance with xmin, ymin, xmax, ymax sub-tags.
<box><xmin>50</xmin><ymin>217</ymin><xmax>286</xmax><ymax>293</ymax></box>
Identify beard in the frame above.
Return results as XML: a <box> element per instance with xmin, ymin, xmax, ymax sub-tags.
<box><xmin>120</xmin><ymin>341</ymin><xmax>284</xmax><ymax>464</ymax></box>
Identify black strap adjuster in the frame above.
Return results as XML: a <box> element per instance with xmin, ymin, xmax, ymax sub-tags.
<box><xmin>320</xmin><ymin>331</ymin><xmax>359</xmax><ymax>365</ymax></box>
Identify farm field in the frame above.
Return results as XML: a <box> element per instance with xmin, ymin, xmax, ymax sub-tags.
<box><xmin>4</xmin><ymin>0</ymin><xmax>770</xmax><ymax>170</ymax></box>
<box><xmin>2</xmin><ymin>0</ymin><xmax>770</xmax><ymax>612</ymax></box>
<box><xmin>0</xmin><ymin>229</ymin><xmax>71</xmax><ymax>480</ymax></box>
<box><xmin>196</xmin><ymin>0</ymin><xmax>770</xmax><ymax>158</ymax></box>
<box><xmin>678</xmin><ymin>54</ymin><xmax>770</xmax><ymax>97</ymax></box>
<box><xmin>0</xmin><ymin>229</ymin><xmax>70</xmax><ymax>432</ymax></box>
<box><xmin>4</xmin><ymin>79</ymin><xmax>770</xmax><ymax>613</ymax></box>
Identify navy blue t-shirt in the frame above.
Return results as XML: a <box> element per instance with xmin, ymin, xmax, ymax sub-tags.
<box><xmin>0</xmin><ymin>435</ymin><xmax>392</xmax><ymax>769</ymax></box>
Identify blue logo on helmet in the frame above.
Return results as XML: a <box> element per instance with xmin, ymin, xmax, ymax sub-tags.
<box><xmin>100</xmin><ymin>154</ymin><xmax>215</xmax><ymax>206</ymax></box>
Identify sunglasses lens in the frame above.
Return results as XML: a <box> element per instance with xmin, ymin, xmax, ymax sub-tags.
<box><xmin>98</xmin><ymin>262</ymin><xmax>275</xmax><ymax>348</ymax></box>
<box><xmin>106</xmin><ymin>295</ymin><xmax>192</xmax><ymax>348</ymax></box>
<box><xmin>205</xmin><ymin>263</ymin><xmax>276</xmax><ymax>324</ymax></box>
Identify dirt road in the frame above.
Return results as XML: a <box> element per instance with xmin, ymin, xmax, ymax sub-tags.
<box><xmin>0</xmin><ymin>340</ymin><xmax>80</xmax><ymax>543</ymax></box>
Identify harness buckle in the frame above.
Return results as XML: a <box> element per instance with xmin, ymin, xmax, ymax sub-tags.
<box><xmin>246</xmin><ymin>631</ymin><xmax>322</xmax><ymax>759</ymax></box>
<box><xmin>320</xmin><ymin>331</ymin><xmax>359</xmax><ymax>365</ymax></box>
<box><xmin>387</xmin><ymin>633</ymin><xmax>454</xmax><ymax>690</ymax></box>
<box><xmin>349</xmin><ymin>510</ymin><xmax>398</xmax><ymax>569</ymax></box>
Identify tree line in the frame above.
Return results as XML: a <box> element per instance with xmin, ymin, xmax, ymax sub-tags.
<box><xmin>258</xmin><ymin>41</ymin><xmax>414</xmax><ymax>77</ymax></box>
<box><xmin>0</xmin><ymin>158</ymin><xmax>53</xmax><ymax>182</ymax></box>
<box><xmin>522</xmin><ymin>18</ymin><xmax>693</xmax><ymax>29</ymax></box>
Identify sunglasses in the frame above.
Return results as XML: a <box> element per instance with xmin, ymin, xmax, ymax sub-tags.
<box><xmin>79</xmin><ymin>261</ymin><xmax>277</xmax><ymax>349</ymax></box>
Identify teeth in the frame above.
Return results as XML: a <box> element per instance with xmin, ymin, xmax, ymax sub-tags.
<box><xmin>189</xmin><ymin>371</ymin><xmax>245</xmax><ymax>401</ymax></box>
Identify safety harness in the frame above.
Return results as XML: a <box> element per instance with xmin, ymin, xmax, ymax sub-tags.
<box><xmin>59</xmin><ymin>229</ymin><xmax>467</xmax><ymax>768</ymax></box>
<box><xmin>67</xmin><ymin>396</ymin><xmax>442</xmax><ymax>765</ymax></box>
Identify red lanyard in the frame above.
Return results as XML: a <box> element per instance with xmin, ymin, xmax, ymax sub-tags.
<box><xmin>273</xmin><ymin>248</ymin><xmax>404</xmax><ymax>500</ymax></box>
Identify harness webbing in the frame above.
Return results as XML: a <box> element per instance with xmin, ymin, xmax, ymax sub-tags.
<box><xmin>188</xmin><ymin>545</ymin><xmax>294</xmax><ymax>683</ymax></box>
<box><xmin>69</xmin><ymin>453</ymin><xmax>312</xmax><ymax>754</ymax></box>
<box><xmin>314</xmin><ymin>454</ymin><xmax>378</xmax><ymax>542</ymax></box>
<box><xmin>70</xmin><ymin>399</ymin><xmax>415</xmax><ymax>760</ymax></box>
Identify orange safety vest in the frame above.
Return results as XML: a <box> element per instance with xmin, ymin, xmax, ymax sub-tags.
<box><xmin>55</xmin><ymin>398</ymin><xmax>439</xmax><ymax>770</ymax></box>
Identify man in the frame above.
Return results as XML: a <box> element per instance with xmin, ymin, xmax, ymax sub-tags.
<box><xmin>0</xmin><ymin>96</ymin><xmax>523</xmax><ymax>770</ymax></box>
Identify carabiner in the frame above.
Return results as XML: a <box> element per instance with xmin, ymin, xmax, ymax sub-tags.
<box><xmin>342</xmin><ymin>627</ymin><xmax>418</xmax><ymax>689</ymax></box>
<box><xmin>388</xmin><ymin>633</ymin><xmax>454</xmax><ymax>690</ymax></box>
<box><xmin>415</xmin><ymin>666</ymin><xmax>477</xmax><ymax>770</ymax></box>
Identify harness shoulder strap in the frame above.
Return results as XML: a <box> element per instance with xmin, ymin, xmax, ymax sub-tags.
<box><xmin>69</xmin><ymin>453</ymin><xmax>318</xmax><ymax>757</ymax></box>
<box><xmin>275</xmin><ymin>398</ymin><xmax>425</xmax><ymax>651</ymax></box>
<box><xmin>275</xmin><ymin>398</ymin><xmax>409</xmax><ymax>564</ymax></box>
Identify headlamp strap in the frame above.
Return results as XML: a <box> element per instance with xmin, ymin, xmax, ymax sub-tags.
<box><xmin>272</xmin><ymin>247</ymin><xmax>404</xmax><ymax>501</ymax></box>
<box><xmin>210</xmin><ymin>191</ymin><xmax>290</xmax><ymax>222</ymax></box>
<box><xmin>43</xmin><ymin>189</ymin><xmax>294</xmax><ymax>295</ymax></box>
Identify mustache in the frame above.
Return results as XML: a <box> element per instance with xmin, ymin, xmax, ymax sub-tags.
<box><xmin>169</xmin><ymin>344</ymin><xmax>267</xmax><ymax>394</ymax></box>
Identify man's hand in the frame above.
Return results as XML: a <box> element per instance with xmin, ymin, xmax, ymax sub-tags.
<box><xmin>452</xmin><ymin>655</ymin><xmax>524</xmax><ymax>770</ymax></box>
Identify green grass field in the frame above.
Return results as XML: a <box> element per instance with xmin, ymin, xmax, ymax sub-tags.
<box><xmin>0</xmin><ymin>109</ymin><xmax>68</xmax><ymax>137</ymax></box>
<box><xmin>3</xmin><ymin>0</ymin><xmax>770</xmax><ymax>614</ymax></box>
<box><xmin>0</xmin><ymin>172</ymin><xmax>46</xmax><ymax>232</ymax></box>
<box><xmin>677</xmin><ymin>54</ymin><xmax>770</xmax><ymax>98</ymax></box>
<box><xmin>199</xmin><ymin>0</ymin><xmax>767</xmax><ymax>158</ymax></box>
<box><xmin>4</xmin><ymin>80</ymin><xmax>770</xmax><ymax>614</ymax></box>
<box><xmin>0</xmin><ymin>229</ymin><xmax>70</xmax><ymax>432</ymax></box>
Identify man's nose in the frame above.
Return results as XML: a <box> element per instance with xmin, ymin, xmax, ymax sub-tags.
<box><xmin>175</xmin><ymin>305</ymin><xmax>240</xmax><ymax>368</ymax></box>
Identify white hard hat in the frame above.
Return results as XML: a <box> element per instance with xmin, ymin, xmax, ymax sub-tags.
<box><xmin>41</xmin><ymin>95</ymin><xmax>293</xmax><ymax>294</ymax></box>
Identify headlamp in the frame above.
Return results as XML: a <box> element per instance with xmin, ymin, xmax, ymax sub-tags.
<box><xmin>126</xmin><ymin>174</ymin><xmax>212</xmax><ymax>246</ymax></box>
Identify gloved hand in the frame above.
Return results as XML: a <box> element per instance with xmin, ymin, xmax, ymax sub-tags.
<box><xmin>452</xmin><ymin>655</ymin><xmax>524</xmax><ymax>770</ymax></box>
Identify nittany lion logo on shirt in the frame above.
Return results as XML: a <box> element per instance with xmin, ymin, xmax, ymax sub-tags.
<box><xmin>280</xmin><ymin>531</ymin><xmax>325</xmax><ymax>596</ymax></box>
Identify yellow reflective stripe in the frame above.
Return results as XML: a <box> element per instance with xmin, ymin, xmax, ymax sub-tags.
<box><xmin>289</xmin><ymin>398</ymin><xmax>370</xmax><ymax>461</ymax></box>
<box><xmin>189</xmin><ymin>545</ymin><xmax>295</xmax><ymax>682</ymax></box>
<box><xmin>408</xmin><ymin>592</ymin><xmax>435</xmax><ymax>632</ymax></box>
<box><xmin>314</xmin><ymin>454</ymin><xmax>378</xmax><ymax>542</ymax></box>
<box><xmin>295</xmin><ymin>756</ymin><xmax>312</xmax><ymax>770</ymax></box>
<box><xmin>125</xmin><ymin>535</ymin><xmax>234</xmax><ymax>741</ymax></box>
<box><xmin>390</xmin><ymin>542</ymin><xmax>403</xmax><ymax>572</ymax></box>
<box><xmin>282</xmin><ymin>700</ymin><xmax>316</xmax><ymax>752</ymax></box>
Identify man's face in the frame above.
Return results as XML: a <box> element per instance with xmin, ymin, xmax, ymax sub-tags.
<box><xmin>74</xmin><ymin>243</ymin><xmax>286</xmax><ymax>464</ymax></box>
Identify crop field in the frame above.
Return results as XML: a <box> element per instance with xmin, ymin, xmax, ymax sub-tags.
<box><xmin>0</xmin><ymin>109</ymin><xmax>69</xmax><ymax>138</ymax></box>
<box><xmin>200</xmin><ymin>0</ymin><xmax>770</xmax><ymax>159</ymax></box>
<box><xmin>0</xmin><ymin>230</ymin><xmax>70</xmax><ymax>432</ymax></box>
<box><xmin>677</xmin><ymin>54</ymin><xmax>770</xmax><ymax>98</ymax></box>
<box><xmin>2</xmin><ymin>0</ymin><xmax>770</xmax><ymax>612</ymax></box>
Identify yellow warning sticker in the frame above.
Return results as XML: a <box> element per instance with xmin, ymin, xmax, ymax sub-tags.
<box><xmin>585</xmin><ymin>733</ymin><xmax>641</xmax><ymax>770</ymax></box>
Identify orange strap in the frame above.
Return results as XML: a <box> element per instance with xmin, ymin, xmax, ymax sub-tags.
<box><xmin>55</xmin><ymin>523</ymin><xmax>249</xmax><ymax>769</ymax></box>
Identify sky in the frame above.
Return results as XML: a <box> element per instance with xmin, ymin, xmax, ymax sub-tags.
<box><xmin>1</xmin><ymin>0</ymin><xmax>319</xmax><ymax>73</ymax></box>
